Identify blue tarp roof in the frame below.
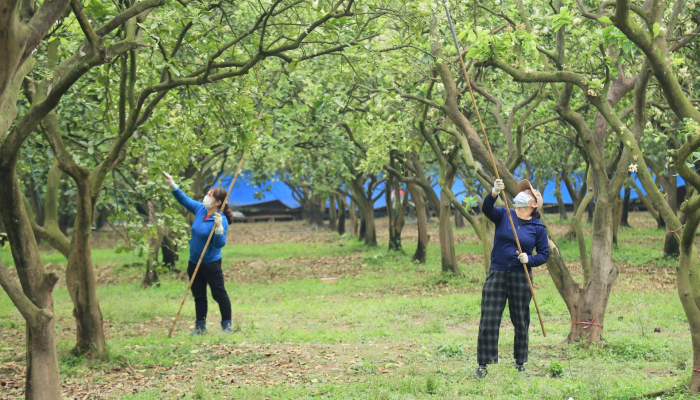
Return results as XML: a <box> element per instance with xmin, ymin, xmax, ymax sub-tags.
<box><xmin>215</xmin><ymin>172</ymin><xmax>301</xmax><ymax>209</ymax></box>
<box><xmin>214</xmin><ymin>170</ymin><xmax>686</xmax><ymax>210</ymax></box>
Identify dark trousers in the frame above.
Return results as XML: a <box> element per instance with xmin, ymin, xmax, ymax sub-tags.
<box><xmin>477</xmin><ymin>269</ymin><xmax>532</xmax><ymax>365</ymax></box>
<box><xmin>187</xmin><ymin>260</ymin><xmax>232</xmax><ymax>321</ymax></box>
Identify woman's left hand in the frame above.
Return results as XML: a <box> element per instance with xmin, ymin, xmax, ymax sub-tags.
<box><xmin>213</xmin><ymin>213</ymin><xmax>224</xmax><ymax>234</ymax></box>
<box><xmin>518</xmin><ymin>252</ymin><xmax>528</xmax><ymax>264</ymax></box>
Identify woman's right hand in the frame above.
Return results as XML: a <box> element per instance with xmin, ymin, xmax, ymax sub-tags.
<box><xmin>492</xmin><ymin>179</ymin><xmax>504</xmax><ymax>197</ymax></box>
<box><xmin>162</xmin><ymin>171</ymin><xmax>174</xmax><ymax>186</ymax></box>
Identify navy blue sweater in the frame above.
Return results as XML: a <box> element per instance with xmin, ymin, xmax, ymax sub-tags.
<box><xmin>482</xmin><ymin>193</ymin><xmax>549</xmax><ymax>272</ymax></box>
<box><xmin>172</xmin><ymin>188</ymin><xmax>228</xmax><ymax>264</ymax></box>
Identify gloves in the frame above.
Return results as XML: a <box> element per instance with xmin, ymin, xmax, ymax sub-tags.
<box><xmin>492</xmin><ymin>179</ymin><xmax>505</xmax><ymax>196</ymax></box>
<box><xmin>518</xmin><ymin>252</ymin><xmax>528</xmax><ymax>265</ymax></box>
<box><xmin>213</xmin><ymin>213</ymin><xmax>224</xmax><ymax>234</ymax></box>
<box><xmin>162</xmin><ymin>172</ymin><xmax>178</xmax><ymax>191</ymax></box>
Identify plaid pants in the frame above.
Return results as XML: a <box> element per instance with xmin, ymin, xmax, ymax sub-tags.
<box><xmin>477</xmin><ymin>269</ymin><xmax>532</xmax><ymax>365</ymax></box>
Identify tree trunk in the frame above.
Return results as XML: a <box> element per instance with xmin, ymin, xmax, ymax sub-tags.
<box><xmin>66</xmin><ymin>182</ymin><xmax>106</xmax><ymax>358</ymax></box>
<box><xmin>478</xmin><ymin>214</ymin><xmax>494</xmax><ymax>275</ymax></box>
<box><xmin>620</xmin><ymin>186</ymin><xmax>631</xmax><ymax>227</ymax></box>
<box><xmin>318</xmin><ymin>196</ymin><xmax>326</xmax><ymax>229</ymax></box>
<box><xmin>548</xmin><ymin>196</ymin><xmax>617</xmax><ymax>345</ymax></box>
<box><xmin>454</xmin><ymin>209</ymin><xmax>465</xmax><ymax>228</ymax></box>
<box><xmin>0</xmin><ymin>167</ymin><xmax>62</xmax><ymax>400</ymax></box>
<box><xmin>555</xmin><ymin>175</ymin><xmax>568</xmax><ymax>221</ymax></box>
<box><xmin>328</xmin><ymin>195</ymin><xmax>337</xmax><ymax>232</ymax></box>
<box><xmin>161</xmin><ymin>235</ymin><xmax>179</xmax><ymax>271</ymax></box>
<box><xmin>438</xmin><ymin>171</ymin><xmax>460</xmax><ymax>275</ymax></box>
<box><xmin>612</xmin><ymin>196</ymin><xmax>622</xmax><ymax>246</ymax></box>
<box><xmin>663</xmin><ymin>172</ymin><xmax>679</xmax><ymax>257</ymax></box>
<box><xmin>386</xmin><ymin>168</ymin><xmax>406</xmax><ymax>252</ymax></box>
<box><xmin>586</xmin><ymin>200</ymin><xmax>594</xmax><ymax>224</ymax></box>
<box><xmin>349</xmin><ymin>198</ymin><xmax>358</xmax><ymax>236</ymax></box>
<box><xmin>573</xmin><ymin>193</ymin><xmax>593</xmax><ymax>283</ymax></box>
<box><xmin>360</xmin><ymin>206</ymin><xmax>376</xmax><ymax>246</ymax></box>
<box><xmin>674</xmin><ymin>208</ymin><xmax>700</xmax><ymax>394</ymax></box>
<box><xmin>408</xmin><ymin>183</ymin><xmax>429</xmax><ymax>263</ymax></box>
<box><xmin>336</xmin><ymin>195</ymin><xmax>346</xmax><ymax>236</ymax></box>
<box><xmin>143</xmin><ymin>200</ymin><xmax>163</xmax><ymax>288</ymax></box>
<box><xmin>359</xmin><ymin>217</ymin><xmax>366</xmax><ymax>241</ymax></box>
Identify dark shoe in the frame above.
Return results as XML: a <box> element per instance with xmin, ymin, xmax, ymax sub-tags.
<box><xmin>515</xmin><ymin>364</ymin><xmax>529</xmax><ymax>377</ymax></box>
<box><xmin>476</xmin><ymin>366</ymin><xmax>487</xmax><ymax>380</ymax></box>
<box><xmin>190</xmin><ymin>320</ymin><xmax>207</xmax><ymax>335</ymax></box>
<box><xmin>221</xmin><ymin>320</ymin><xmax>233</xmax><ymax>333</ymax></box>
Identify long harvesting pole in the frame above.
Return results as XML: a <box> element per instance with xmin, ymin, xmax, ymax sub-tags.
<box><xmin>441</xmin><ymin>2</ymin><xmax>546</xmax><ymax>336</ymax></box>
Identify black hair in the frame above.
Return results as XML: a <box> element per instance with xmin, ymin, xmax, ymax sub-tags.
<box><xmin>210</xmin><ymin>187</ymin><xmax>234</xmax><ymax>224</ymax></box>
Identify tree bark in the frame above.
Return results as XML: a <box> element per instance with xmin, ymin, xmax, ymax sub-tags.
<box><xmin>335</xmin><ymin>194</ymin><xmax>345</xmax><ymax>235</ymax></box>
<box><xmin>408</xmin><ymin>182</ymin><xmax>429</xmax><ymax>263</ymax></box>
<box><xmin>573</xmin><ymin>192</ymin><xmax>593</xmax><ymax>283</ymax></box>
<box><xmin>555</xmin><ymin>175</ymin><xmax>568</xmax><ymax>220</ymax></box>
<box><xmin>620</xmin><ymin>186</ymin><xmax>631</xmax><ymax>227</ymax></box>
<box><xmin>328</xmin><ymin>195</ymin><xmax>337</xmax><ymax>232</ymax></box>
<box><xmin>0</xmin><ymin>166</ymin><xmax>61</xmax><ymax>400</ymax></box>
<box><xmin>66</xmin><ymin>180</ymin><xmax>106</xmax><ymax>357</ymax></box>
<box><xmin>349</xmin><ymin>198</ymin><xmax>358</xmax><ymax>236</ymax></box>
<box><xmin>438</xmin><ymin>169</ymin><xmax>460</xmax><ymax>275</ymax></box>
<box><xmin>479</xmin><ymin>215</ymin><xmax>494</xmax><ymax>275</ymax></box>
<box><xmin>161</xmin><ymin>234</ymin><xmax>179</xmax><ymax>271</ymax></box>
<box><xmin>318</xmin><ymin>196</ymin><xmax>326</xmax><ymax>229</ymax></box>
<box><xmin>663</xmin><ymin>168</ymin><xmax>679</xmax><ymax>257</ymax></box>
<box><xmin>454</xmin><ymin>209</ymin><xmax>465</xmax><ymax>228</ymax></box>
<box><xmin>612</xmin><ymin>196</ymin><xmax>622</xmax><ymax>246</ymax></box>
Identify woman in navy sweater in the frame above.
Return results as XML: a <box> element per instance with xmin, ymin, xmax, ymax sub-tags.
<box><xmin>163</xmin><ymin>172</ymin><xmax>234</xmax><ymax>334</ymax></box>
<box><xmin>476</xmin><ymin>179</ymin><xmax>549</xmax><ymax>379</ymax></box>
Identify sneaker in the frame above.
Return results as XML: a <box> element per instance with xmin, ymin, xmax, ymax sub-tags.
<box><xmin>515</xmin><ymin>364</ymin><xmax>529</xmax><ymax>377</ymax></box>
<box><xmin>190</xmin><ymin>320</ymin><xmax>207</xmax><ymax>335</ymax></box>
<box><xmin>476</xmin><ymin>366</ymin><xmax>488</xmax><ymax>380</ymax></box>
<box><xmin>221</xmin><ymin>320</ymin><xmax>234</xmax><ymax>333</ymax></box>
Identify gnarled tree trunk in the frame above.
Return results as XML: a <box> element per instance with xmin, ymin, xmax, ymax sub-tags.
<box><xmin>66</xmin><ymin>181</ymin><xmax>106</xmax><ymax>357</ymax></box>
<box><xmin>335</xmin><ymin>194</ymin><xmax>346</xmax><ymax>235</ymax></box>
<box><xmin>328</xmin><ymin>195</ymin><xmax>337</xmax><ymax>232</ymax></box>
<box><xmin>408</xmin><ymin>183</ymin><xmax>429</xmax><ymax>263</ymax></box>
<box><xmin>0</xmin><ymin>168</ymin><xmax>61</xmax><ymax>400</ymax></box>
<box><xmin>438</xmin><ymin>169</ymin><xmax>460</xmax><ymax>275</ymax></box>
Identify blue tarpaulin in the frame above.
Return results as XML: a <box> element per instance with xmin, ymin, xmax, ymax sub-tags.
<box><xmin>214</xmin><ymin>170</ymin><xmax>686</xmax><ymax>211</ymax></box>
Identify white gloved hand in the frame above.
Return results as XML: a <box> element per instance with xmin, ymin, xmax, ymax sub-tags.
<box><xmin>213</xmin><ymin>213</ymin><xmax>224</xmax><ymax>234</ymax></box>
<box><xmin>518</xmin><ymin>252</ymin><xmax>528</xmax><ymax>264</ymax></box>
<box><xmin>492</xmin><ymin>179</ymin><xmax>505</xmax><ymax>196</ymax></box>
<box><xmin>162</xmin><ymin>171</ymin><xmax>178</xmax><ymax>191</ymax></box>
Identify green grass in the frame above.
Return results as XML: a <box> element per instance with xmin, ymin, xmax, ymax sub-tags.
<box><xmin>0</xmin><ymin>215</ymin><xmax>694</xmax><ymax>399</ymax></box>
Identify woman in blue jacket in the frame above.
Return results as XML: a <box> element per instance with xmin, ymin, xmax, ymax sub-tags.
<box><xmin>476</xmin><ymin>179</ymin><xmax>549</xmax><ymax>379</ymax></box>
<box><xmin>163</xmin><ymin>172</ymin><xmax>234</xmax><ymax>335</ymax></box>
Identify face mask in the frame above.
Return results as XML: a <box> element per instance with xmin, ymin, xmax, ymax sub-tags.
<box><xmin>202</xmin><ymin>196</ymin><xmax>214</xmax><ymax>208</ymax></box>
<box><xmin>514</xmin><ymin>192</ymin><xmax>533</xmax><ymax>208</ymax></box>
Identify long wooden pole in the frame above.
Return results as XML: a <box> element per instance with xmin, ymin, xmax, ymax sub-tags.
<box><xmin>168</xmin><ymin>111</ymin><xmax>264</xmax><ymax>338</ymax></box>
<box><xmin>442</xmin><ymin>2</ymin><xmax>546</xmax><ymax>336</ymax></box>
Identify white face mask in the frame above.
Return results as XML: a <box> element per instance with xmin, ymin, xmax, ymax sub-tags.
<box><xmin>202</xmin><ymin>196</ymin><xmax>214</xmax><ymax>208</ymax></box>
<box><xmin>514</xmin><ymin>192</ymin><xmax>533</xmax><ymax>208</ymax></box>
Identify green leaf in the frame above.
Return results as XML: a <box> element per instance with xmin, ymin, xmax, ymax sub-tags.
<box><xmin>288</xmin><ymin>60</ymin><xmax>298</xmax><ymax>71</ymax></box>
<box><xmin>652</xmin><ymin>23</ymin><xmax>660</xmax><ymax>38</ymax></box>
<box><xmin>598</xmin><ymin>16</ymin><xmax>612</xmax><ymax>24</ymax></box>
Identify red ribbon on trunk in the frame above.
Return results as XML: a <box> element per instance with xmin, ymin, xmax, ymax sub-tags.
<box><xmin>571</xmin><ymin>317</ymin><xmax>603</xmax><ymax>329</ymax></box>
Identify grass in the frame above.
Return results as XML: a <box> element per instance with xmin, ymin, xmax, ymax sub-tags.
<box><xmin>0</xmin><ymin>213</ymin><xmax>694</xmax><ymax>399</ymax></box>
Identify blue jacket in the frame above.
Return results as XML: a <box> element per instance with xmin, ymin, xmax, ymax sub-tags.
<box><xmin>482</xmin><ymin>193</ymin><xmax>549</xmax><ymax>272</ymax></box>
<box><xmin>172</xmin><ymin>188</ymin><xmax>228</xmax><ymax>264</ymax></box>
